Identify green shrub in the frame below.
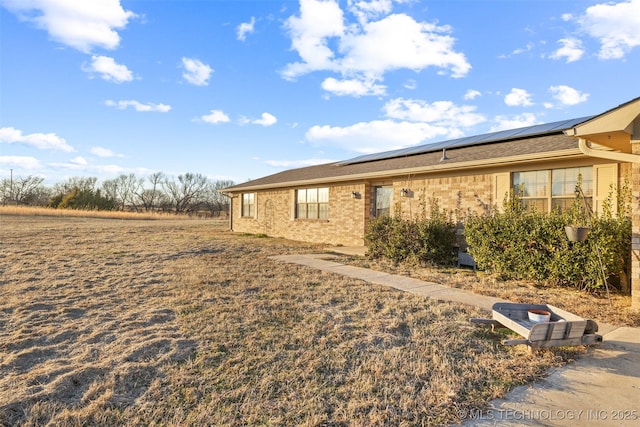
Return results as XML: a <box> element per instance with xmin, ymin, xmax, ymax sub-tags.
<box><xmin>365</xmin><ymin>198</ymin><xmax>457</xmax><ymax>266</ymax></box>
<box><xmin>49</xmin><ymin>187</ymin><xmax>117</xmax><ymax>211</ymax></box>
<box><xmin>464</xmin><ymin>183</ymin><xmax>631</xmax><ymax>292</ymax></box>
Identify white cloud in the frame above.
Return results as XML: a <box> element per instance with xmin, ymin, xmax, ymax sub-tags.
<box><xmin>504</xmin><ymin>88</ymin><xmax>534</xmax><ymax>107</ymax></box>
<box><xmin>237</xmin><ymin>16</ymin><xmax>256</xmax><ymax>41</ymax></box>
<box><xmin>578</xmin><ymin>0</ymin><xmax>640</xmax><ymax>59</ymax></box>
<box><xmin>1</xmin><ymin>0</ymin><xmax>136</xmax><ymax>53</ymax></box>
<box><xmin>490</xmin><ymin>113</ymin><xmax>540</xmax><ymax>132</ymax></box>
<box><xmin>241</xmin><ymin>112</ymin><xmax>278</xmax><ymax>126</ymax></box>
<box><xmin>0</xmin><ymin>155</ymin><xmax>41</xmax><ymax>170</ymax></box>
<box><xmin>550</xmin><ymin>38</ymin><xmax>584</xmax><ymax>63</ymax></box>
<box><xmin>0</xmin><ymin>127</ymin><xmax>74</xmax><ymax>152</ymax></box>
<box><xmin>341</xmin><ymin>14</ymin><xmax>470</xmax><ymax>77</ymax></box>
<box><xmin>264</xmin><ymin>158</ymin><xmax>335</xmax><ymax>168</ymax></box>
<box><xmin>105</xmin><ymin>100</ymin><xmax>171</xmax><ymax>112</ymax></box>
<box><xmin>348</xmin><ymin>0</ymin><xmax>394</xmax><ymax>25</ymax></box>
<box><xmin>512</xmin><ymin>42</ymin><xmax>534</xmax><ymax>55</ymax></box>
<box><xmin>306</xmin><ymin>119</ymin><xmax>462</xmax><ymax>154</ymax></box>
<box><xmin>90</xmin><ymin>146</ymin><xmax>124</xmax><ymax>158</ymax></box>
<box><xmin>181</xmin><ymin>57</ymin><xmax>213</xmax><ymax>86</ymax></box>
<box><xmin>70</xmin><ymin>156</ymin><xmax>88</xmax><ymax>166</ymax></box>
<box><xmin>253</xmin><ymin>112</ymin><xmax>278</xmax><ymax>126</ymax></box>
<box><xmin>200</xmin><ymin>110</ymin><xmax>230</xmax><ymax>124</ymax></box>
<box><xmin>50</xmin><ymin>159</ymin><xmax>126</xmax><ymax>175</ymax></box>
<box><xmin>403</xmin><ymin>79</ymin><xmax>417</xmax><ymax>90</ymax></box>
<box><xmin>282</xmin><ymin>1</ymin><xmax>470</xmax><ymax>93</ymax></box>
<box><xmin>383</xmin><ymin>98</ymin><xmax>486</xmax><ymax>128</ymax></box>
<box><xmin>282</xmin><ymin>0</ymin><xmax>345</xmax><ymax>78</ymax></box>
<box><xmin>83</xmin><ymin>55</ymin><xmax>133</xmax><ymax>83</ymax></box>
<box><xmin>464</xmin><ymin>89</ymin><xmax>481</xmax><ymax>100</ymax></box>
<box><xmin>549</xmin><ymin>85</ymin><xmax>589</xmax><ymax>106</ymax></box>
<box><xmin>321</xmin><ymin>76</ymin><xmax>386</xmax><ymax>96</ymax></box>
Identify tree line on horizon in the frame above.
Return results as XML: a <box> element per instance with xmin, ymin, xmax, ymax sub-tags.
<box><xmin>0</xmin><ymin>172</ymin><xmax>234</xmax><ymax>217</ymax></box>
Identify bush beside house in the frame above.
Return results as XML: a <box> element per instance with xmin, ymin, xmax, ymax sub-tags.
<box><xmin>365</xmin><ymin>198</ymin><xmax>458</xmax><ymax>266</ymax></box>
<box><xmin>464</xmin><ymin>185</ymin><xmax>631</xmax><ymax>292</ymax></box>
<box><xmin>366</xmin><ymin>187</ymin><xmax>632</xmax><ymax>294</ymax></box>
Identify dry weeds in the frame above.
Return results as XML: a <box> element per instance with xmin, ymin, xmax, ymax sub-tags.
<box><xmin>1</xmin><ymin>215</ymin><xmax>583</xmax><ymax>426</ymax></box>
<box><xmin>0</xmin><ymin>205</ymin><xmax>186</xmax><ymax>220</ymax></box>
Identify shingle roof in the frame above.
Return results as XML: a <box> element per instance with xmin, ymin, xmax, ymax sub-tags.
<box><xmin>339</xmin><ymin>116</ymin><xmax>593</xmax><ymax>165</ymax></box>
<box><xmin>225</xmin><ymin>119</ymin><xmax>588</xmax><ymax>192</ymax></box>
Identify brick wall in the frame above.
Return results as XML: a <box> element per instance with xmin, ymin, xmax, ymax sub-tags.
<box><xmin>393</xmin><ymin>173</ymin><xmax>495</xmax><ymax>223</ymax></box>
<box><xmin>230</xmin><ymin>173</ymin><xmax>495</xmax><ymax>246</ymax></box>
<box><xmin>232</xmin><ymin>183</ymin><xmax>367</xmax><ymax>246</ymax></box>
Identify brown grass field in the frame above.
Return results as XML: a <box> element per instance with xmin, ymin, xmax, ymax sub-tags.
<box><xmin>0</xmin><ymin>212</ymin><xmax>618</xmax><ymax>426</ymax></box>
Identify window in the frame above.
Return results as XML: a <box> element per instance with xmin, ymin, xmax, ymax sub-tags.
<box><xmin>373</xmin><ymin>186</ymin><xmax>393</xmax><ymax>217</ymax></box>
<box><xmin>512</xmin><ymin>170</ymin><xmax>549</xmax><ymax>211</ymax></box>
<box><xmin>242</xmin><ymin>193</ymin><xmax>255</xmax><ymax>217</ymax></box>
<box><xmin>513</xmin><ymin>166</ymin><xmax>592</xmax><ymax>212</ymax></box>
<box><xmin>551</xmin><ymin>166</ymin><xmax>593</xmax><ymax>211</ymax></box>
<box><xmin>296</xmin><ymin>187</ymin><xmax>328</xmax><ymax>219</ymax></box>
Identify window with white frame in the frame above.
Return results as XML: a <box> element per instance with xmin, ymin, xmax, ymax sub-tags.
<box><xmin>241</xmin><ymin>193</ymin><xmax>255</xmax><ymax>217</ymax></box>
<box><xmin>296</xmin><ymin>187</ymin><xmax>329</xmax><ymax>219</ymax></box>
<box><xmin>512</xmin><ymin>166</ymin><xmax>592</xmax><ymax>212</ymax></box>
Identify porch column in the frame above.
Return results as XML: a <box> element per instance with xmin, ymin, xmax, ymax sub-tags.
<box><xmin>631</xmin><ymin>140</ymin><xmax>640</xmax><ymax>310</ymax></box>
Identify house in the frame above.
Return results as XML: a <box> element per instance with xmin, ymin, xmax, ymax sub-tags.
<box><xmin>223</xmin><ymin>97</ymin><xmax>640</xmax><ymax>308</ymax></box>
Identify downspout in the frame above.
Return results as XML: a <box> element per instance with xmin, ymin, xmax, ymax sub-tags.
<box><xmin>578</xmin><ymin>138</ymin><xmax>640</xmax><ymax>163</ymax></box>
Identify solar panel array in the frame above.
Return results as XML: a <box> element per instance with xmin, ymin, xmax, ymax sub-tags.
<box><xmin>337</xmin><ymin>115</ymin><xmax>594</xmax><ymax>166</ymax></box>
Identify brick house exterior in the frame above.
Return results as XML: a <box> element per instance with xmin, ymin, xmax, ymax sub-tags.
<box><xmin>224</xmin><ymin>98</ymin><xmax>640</xmax><ymax>308</ymax></box>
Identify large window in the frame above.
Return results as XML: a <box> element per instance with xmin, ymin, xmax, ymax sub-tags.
<box><xmin>296</xmin><ymin>187</ymin><xmax>328</xmax><ymax>219</ymax></box>
<box><xmin>241</xmin><ymin>193</ymin><xmax>255</xmax><ymax>217</ymax></box>
<box><xmin>513</xmin><ymin>166</ymin><xmax>592</xmax><ymax>212</ymax></box>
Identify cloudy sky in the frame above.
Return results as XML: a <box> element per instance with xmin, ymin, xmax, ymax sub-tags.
<box><xmin>1</xmin><ymin>0</ymin><xmax>639</xmax><ymax>185</ymax></box>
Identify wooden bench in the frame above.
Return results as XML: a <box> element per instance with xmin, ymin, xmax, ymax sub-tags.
<box><xmin>471</xmin><ymin>302</ymin><xmax>602</xmax><ymax>352</ymax></box>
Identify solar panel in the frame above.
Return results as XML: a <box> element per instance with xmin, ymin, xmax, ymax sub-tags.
<box><xmin>337</xmin><ymin>116</ymin><xmax>594</xmax><ymax>165</ymax></box>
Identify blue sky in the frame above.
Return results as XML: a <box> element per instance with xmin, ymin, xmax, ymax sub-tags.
<box><xmin>1</xmin><ymin>0</ymin><xmax>639</xmax><ymax>186</ymax></box>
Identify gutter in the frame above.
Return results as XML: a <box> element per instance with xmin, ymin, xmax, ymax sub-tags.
<box><xmin>577</xmin><ymin>138</ymin><xmax>640</xmax><ymax>163</ymax></box>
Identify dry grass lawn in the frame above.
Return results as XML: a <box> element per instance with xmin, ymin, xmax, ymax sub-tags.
<box><xmin>1</xmin><ymin>214</ymin><xmax>586</xmax><ymax>425</ymax></box>
<box><xmin>342</xmin><ymin>257</ymin><xmax>640</xmax><ymax>328</ymax></box>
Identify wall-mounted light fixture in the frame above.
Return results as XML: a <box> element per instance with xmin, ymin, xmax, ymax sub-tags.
<box><xmin>400</xmin><ymin>188</ymin><xmax>410</xmax><ymax>198</ymax></box>
<box><xmin>351</xmin><ymin>191</ymin><xmax>360</xmax><ymax>199</ymax></box>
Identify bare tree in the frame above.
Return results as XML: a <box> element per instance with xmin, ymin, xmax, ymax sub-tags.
<box><xmin>0</xmin><ymin>175</ymin><xmax>48</xmax><ymax>205</ymax></box>
<box><xmin>201</xmin><ymin>179</ymin><xmax>234</xmax><ymax>217</ymax></box>
<box><xmin>102</xmin><ymin>174</ymin><xmax>144</xmax><ymax>211</ymax></box>
<box><xmin>53</xmin><ymin>177</ymin><xmax>98</xmax><ymax>195</ymax></box>
<box><xmin>162</xmin><ymin>173</ymin><xmax>209</xmax><ymax>213</ymax></box>
<box><xmin>101</xmin><ymin>179</ymin><xmax>119</xmax><ymax>206</ymax></box>
<box><xmin>136</xmin><ymin>171</ymin><xmax>166</xmax><ymax>212</ymax></box>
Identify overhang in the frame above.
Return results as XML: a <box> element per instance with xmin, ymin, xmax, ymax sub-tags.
<box><xmin>566</xmin><ymin>97</ymin><xmax>640</xmax><ymax>150</ymax></box>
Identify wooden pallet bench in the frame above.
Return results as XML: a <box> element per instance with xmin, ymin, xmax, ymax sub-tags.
<box><xmin>471</xmin><ymin>302</ymin><xmax>602</xmax><ymax>351</ymax></box>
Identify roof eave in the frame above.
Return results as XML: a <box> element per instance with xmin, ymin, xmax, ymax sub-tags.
<box><xmin>223</xmin><ymin>148</ymin><xmax>584</xmax><ymax>193</ymax></box>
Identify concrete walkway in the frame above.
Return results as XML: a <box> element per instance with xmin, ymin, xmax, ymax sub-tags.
<box><xmin>270</xmin><ymin>252</ymin><xmax>640</xmax><ymax>427</ymax></box>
